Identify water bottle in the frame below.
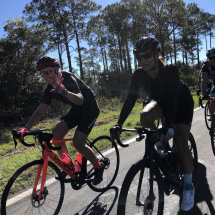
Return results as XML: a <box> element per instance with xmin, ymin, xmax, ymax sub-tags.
<box><xmin>75</xmin><ymin>154</ymin><xmax>82</xmax><ymax>172</ymax></box>
<box><xmin>60</xmin><ymin>153</ymin><xmax>74</xmax><ymax>170</ymax></box>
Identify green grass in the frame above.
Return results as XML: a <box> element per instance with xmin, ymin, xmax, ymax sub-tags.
<box><xmin>0</xmin><ymin>94</ymin><xmax>203</xmax><ymax>197</ymax></box>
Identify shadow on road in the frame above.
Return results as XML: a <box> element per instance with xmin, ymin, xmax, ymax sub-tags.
<box><xmin>176</xmin><ymin>162</ymin><xmax>215</xmax><ymax>215</ymax></box>
<box><xmin>75</xmin><ymin>186</ymin><xmax>118</xmax><ymax>215</ymax></box>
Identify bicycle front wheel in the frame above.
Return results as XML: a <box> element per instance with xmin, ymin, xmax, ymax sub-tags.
<box><xmin>1</xmin><ymin>160</ymin><xmax>65</xmax><ymax>215</ymax></box>
<box><xmin>117</xmin><ymin>158</ymin><xmax>164</xmax><ymax>215</ymax></box>
<box><xmin>87</xmin><ymin>135</ymin><xmax>120</xmax><ymax>192</ymax></box>
<box><xmin>188</xmin><ymin>132</ymin><xmax>198</xmax><ymax>184</ymax></box>
<box><xmin>204</xmin><ymin>101</ymin><xmax>211</xmax><ymax>130</ymax></box>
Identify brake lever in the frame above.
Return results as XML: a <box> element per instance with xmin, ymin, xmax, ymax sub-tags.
<box><xmin>13</xmin><ymin>136</ymin><xmax>18</xmax><ymax>148</ymax></box>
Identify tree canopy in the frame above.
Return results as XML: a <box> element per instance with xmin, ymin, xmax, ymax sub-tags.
<box><xmin>0</xmin><ymin>0</ymin><xmax>215</xmax><ymax>125</ymax></box>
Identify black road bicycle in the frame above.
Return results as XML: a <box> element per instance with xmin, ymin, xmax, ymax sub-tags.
<box><xmin>115</xmin><ymin>127</ymin><xmax>198</xmax><ymax>215</ymax></box>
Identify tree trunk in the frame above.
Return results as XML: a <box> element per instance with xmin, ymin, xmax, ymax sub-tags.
<box><xmin>173</xmin><ymin>28</ymin><xmax>176</xmax><ymax>65</ymax></box>
<box><xmin>132</xmin><ymin>15</ymin><xmax>137</xmax><ymax>70</ymax></box>
<box><xmin>210</xmin><ymin>31</ymin><xmax>212</xmax><ymax>48</ymax></box>
<box><xmin>185</xmin><ymin>51</ymin><xmax>188</xmax><ymax>74</ymax></box>
<box><xmin>62</xmin><ymin>27</ymin><xmax>72</xmax><ymax>73</ymax></box>
<box><xmin>126</xmin><ymin>40</ymin><xmax>132</xmax><ymax>74</ymax></box>
<box><xmin>99</xmin><ymin>41</ymin><xmax>106</xmax><ymax>74</ymax></box>
<box><xmin>104</xmin><ymin>49</ymin><xmax>108</xmax><ymax>72</ymax></box>
<box><xmin>57</xmin><ymin>42</ymin><xmax>63</xmax><ymax>70</ymax></box>
<box><xmin>73</xmin><ymin>16</ymin><xmax>83</xmax><ymax>79</ymax></box>
<box><xmin>197</xmin><ymin>31</ymin><xmax>199</xmax><ymax>69</ymax></box>
<box><xmin>118</xmin><ymin>34</ymin><xmax>124</xmax><ymax>73</ymax></box>
<box><xmin>121</xmin><ymin>35</ymin><xmax>128</xmax><ymax>74</ymax></box>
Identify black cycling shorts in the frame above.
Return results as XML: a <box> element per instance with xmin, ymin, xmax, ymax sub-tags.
<box><xmin>60</xmin><ymin>98</ymin><xmax>100</xmax><ymax>135</ymax></box>
<box><xmin>158</xmin><ymin>95</ymin><xmax>194</xmax><ymax>126</ymax></box>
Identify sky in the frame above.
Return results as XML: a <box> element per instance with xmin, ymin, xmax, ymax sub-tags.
<box><xmin>1</xmin><ymin>0</ymin><xmax>215</xmax><ymax>72</ymax></box>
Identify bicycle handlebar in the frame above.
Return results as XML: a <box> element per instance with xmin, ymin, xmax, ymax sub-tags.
<box><xmin>11</xmin><ymin>129</ymin><xmax>61</xmax><ymax>151</ymax></box>
<box><xmin>109</xmin><ymin>127</ymin><xmax>129</xmax><ymax>147</ymax></box>
<box><xmin>116</xmin><ymin>137</ymin><xmax>129</xmax><ymax>147</ymax></box>
<box><xmin>11</xmin><ymin>130</ymin><xmax>35</xmax><ymax>148</ymax></box>
<box><xmin>110</xmin><ymin>127</ymin><xmax>164</xmax><ymax>147</ymax></box>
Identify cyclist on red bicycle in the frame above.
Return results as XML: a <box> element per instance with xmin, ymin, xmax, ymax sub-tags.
<box><xmin>111</xmin><ymin>37</ymin><xmax>195</xmax><ymax>211</ymax></box>
<box><xmin>201</xmin><ymin>48</ymin><xmax>215</xmax><ymax>116</ymax></box>
<box><xmin>17</xmin><ymin>56</ymin><xmax>104</xmax><ymax>185</ymax></box>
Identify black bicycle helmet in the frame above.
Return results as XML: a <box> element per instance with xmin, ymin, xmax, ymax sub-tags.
<box><xmin>133</xmin><ymin>37</ymin><xmax>161</xmax><ymax>55</ymax></box>
<box><xmin>206</xmin><ymin>47</ymin><xmax>215</xmax><ymax>56</ymax></box>
<box><xmin>37</xmin><ymin>56</ymin><xmax>60</xmax><ymax>71</ymax></box>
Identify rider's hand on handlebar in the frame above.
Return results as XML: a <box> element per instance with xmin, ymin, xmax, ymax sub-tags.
<box><xmin>159</xmin><ymin>125</ymin><xmax>174</xmax><ymax>142</ymax></box>
<box><xmin>110</xmin><ymin>123</ymin><xmax>122</xmax><ymax>142</ymax></box>
<box><xmin>17</xmin><ymin>127</ymin><xmax>29</xmax><ymax>141</ymax></box>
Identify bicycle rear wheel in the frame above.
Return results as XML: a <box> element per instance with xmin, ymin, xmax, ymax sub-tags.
<box><xmin>168</xmin><ymin>132</ymin><xmax>198</xmax><ymax>185</ymax></box>
<box><xmin>1</xmin><ymin>160</ymin><xmax>65</xmax><ymax>215</ymax></box>
<box><xmin>117</xmin><ymin>158</ymin><xmax>164</xmax><ymax>215</ymax></box>
<box><xmin>87</xmin><ymin>135</ymin><xmax>119</xmax><ymax>192</ymax></box>
<box><xmin>204</xmin><ymin>101</ymin><xmax>211</xmax><ymax>130</ymax></box>
<box><xmin>210</xmin><ymin>114</ymin><xmax>215</xmax><ymax>156</ymax></box>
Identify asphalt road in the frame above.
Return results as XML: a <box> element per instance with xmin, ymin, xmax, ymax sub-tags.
<box><xmin>57</xmin><ymin>106</ymin><xmax>215</xmax><ymax>215</ymax></box>
<box><xmin>4</xmin><ymin>106</ymin><xmax>215</xmax><ymax>215</ymax></box>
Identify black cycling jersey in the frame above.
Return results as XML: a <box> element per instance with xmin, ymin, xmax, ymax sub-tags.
<box><xmin>118</xmin><ymin>60</ymin><xmax>193</xmax><ymax>127</ymax></box>
<box><xmin>202</xmin><ymin>63</ymin><xmax>215</xmax><ymax>83</ymax></box>
<box><xmin>41</xmin><ymin>71</ymin><xmax>96</xmax><ymax>108</ymax></box>
<box><xmin>41</xmin><ymin>71</ymin><xmax>99</xmax><ymax>135</ymax></box>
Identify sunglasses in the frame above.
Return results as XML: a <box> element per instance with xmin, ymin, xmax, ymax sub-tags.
<box><xmin>208</xmin><ymin>56</ymin><xmax>215</xmax><ymax>60</ymax></box>
<box><xmin>136</xmin><ymin>52</ymin><xmax>153</xmax><ymax>61</ymax></box>
<box><xmin>40</xmin><ymin>67</ymin><xmax>56</xmax><ymax>76</ymax></box>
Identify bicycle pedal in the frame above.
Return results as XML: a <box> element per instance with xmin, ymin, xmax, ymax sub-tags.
<box><xmin>64</xmin><ymin>178</ymin><xmax>74</xmax><ymax>183</ymax></box>
<box><xmin>84</xmin><ymin>178</ymin><xmax>93</xmax><ymax>183</ymax></box>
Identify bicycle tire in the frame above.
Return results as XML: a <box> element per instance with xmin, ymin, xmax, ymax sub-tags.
<box><xmin>117</xmin><ymin>158</ymin><xmax>164</xmax><ymax>215</ymax></box>
<box><xmin>188</xmin><ymin>132</ymin><xmax>198</xmax><ymax>185</ymax></box>
<box><xmin>1</xmin><ymin>160</ymin><xmax>65</xmax><ymax>215</ymax></box>
<box><xmin>87</xmin><ymin>135</ymin><xmax>120</xmax><ymax>192</ymax></box>
<box><xmin>168</xmin><ymin>132</ymin><xmax>198</xmax><ymax>185</ymax></box>
<box><xmin>204</xmin><ymin>101</ymin><xmax>211</xmax><ymax>130</ymax></box>
<box><xmin>210</xmin><ymin>114</ymin><xmax>215</xmax><ymax>156</ymax></box>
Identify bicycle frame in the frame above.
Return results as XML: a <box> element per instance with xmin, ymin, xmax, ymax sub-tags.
<box><xmin>32</xmin><ymin>138</ymin><xmax>75</xmax><ymax>200</ymax></box>
<box><xmin>126</xmin><ymin>129</ymin><xmax>180</xmax><ymax>205</ymax></box>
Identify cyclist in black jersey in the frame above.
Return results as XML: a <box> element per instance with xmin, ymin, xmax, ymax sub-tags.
<box><xmin>111</xmin><ymin>37</ymin><xmax>195</xmax><ymax>211</ymax></box>
<box><xmin>17</xmin><ymin>56</ymin><xmax>104</xmax><ymax>185</ymax></box>
<box><xmin>201</xmin><ymin>47</ymin><xmax>215</xmax><ymax>116</ymax></box>
<box><xmin>197</xmin><ymin>59</ymin><xmax>209</xmax><ymax>96</ymax></box>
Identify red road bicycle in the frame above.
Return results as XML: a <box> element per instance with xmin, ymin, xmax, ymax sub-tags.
<box><xmin>1</xmin><ymin>128</ymin><xmax>120</xmax><ymax>215</ymax></box>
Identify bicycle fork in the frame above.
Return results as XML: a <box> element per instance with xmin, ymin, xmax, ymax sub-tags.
<box><xmin>148</xmin><ymin>136</ymin><xmax>156</xmax><ymax>202</ymax></box>
<box><xmin>32</xmin><ymin>155</ymin><xmax>49</xmax><ymax>201</ymax></box>
<box><xmin>136</xmin><ymin>136</ymin><xmax>155</xmax><ymax>206</ymax></box>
